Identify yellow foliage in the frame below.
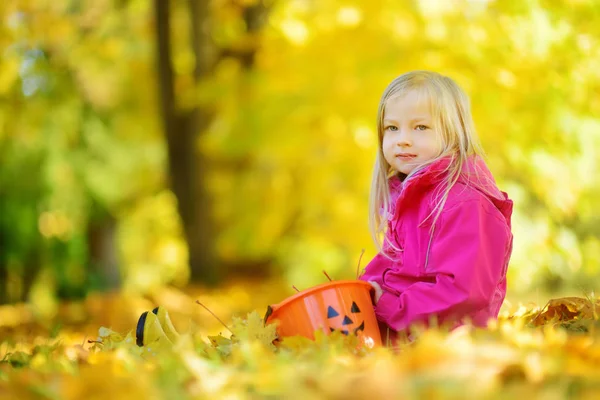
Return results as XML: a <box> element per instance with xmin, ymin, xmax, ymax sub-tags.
<box><xmin>2</xmin><ymin>285</ymin><xmax>600</xmax><ymax>398</ymax></box>
<box><xmin>2</xmin><ymin>0</ymin><xmax>600</xmax><ymax>338</ymax></box>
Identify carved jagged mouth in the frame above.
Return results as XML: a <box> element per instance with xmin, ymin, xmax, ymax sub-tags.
<box><xmin>353</xmin><ymin>321</ymin><xmax>365</xmax><ymax>334</ymax></box>
<box><xmin>329</xmin><ymin>321</ymin><xmax>365</xmax><ymax>336</ymax></box>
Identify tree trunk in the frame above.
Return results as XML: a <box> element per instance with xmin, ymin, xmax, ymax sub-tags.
<box><xmin>154</xmin><ymin>0</ymin><xmax>217</xmax><ymax>284</ymax></box>
<box><xmin>87</xmin><ymin>215</ymin><xmax>120</xmax><ymax>290</ymax></box>
<box><xmin>154</xmin><ymin>0</ymin><xmax>271</xmax><ymax>284</ymax></box>
<box><xmin>0</xmin><ymin>228</ymin><xmax>7</xmax><ymax>303</ymax></box>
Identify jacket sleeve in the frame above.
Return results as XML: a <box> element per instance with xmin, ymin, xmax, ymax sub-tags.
<box><xmin>359</xmin><ymin>229</ymin><xmax>401</xmax><ymax>288</ymax></box>
<box><xmin>375</xmin><ymin>198</ymin><xmax>511</xmax><ymax>331</ymax></box>
<box><xmin>359</xmin><ymin>253</ymin><xmax>389</xmax><ymax>288</ymax></box>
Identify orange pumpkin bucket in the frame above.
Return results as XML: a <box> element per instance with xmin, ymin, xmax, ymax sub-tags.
<box><xmin>264</xmin><ymin>280</ymin><xmax>382</xmax><ymax>348</ymax></box>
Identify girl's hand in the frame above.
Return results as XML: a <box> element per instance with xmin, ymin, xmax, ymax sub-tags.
<box><xmin>368</xmin><ymin>281</ymin><xmax>383</xmax><ymax>304</ymax></box>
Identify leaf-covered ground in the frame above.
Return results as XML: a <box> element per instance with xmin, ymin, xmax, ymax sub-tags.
<box><xmin>1</xmin><ymin>282</ymin><xmax>600</xmax><ymax>400</ymax></box>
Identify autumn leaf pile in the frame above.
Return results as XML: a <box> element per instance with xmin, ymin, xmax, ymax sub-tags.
<box><xmin>2</xmin><ymin>295</ymin><xmax>600</xmax><ymax>400</ymax></box>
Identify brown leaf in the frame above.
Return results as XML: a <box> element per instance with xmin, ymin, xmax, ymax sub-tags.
<box><xmin>531</xmin><ymin>297</ymin><xmax>600</xmax><ymax>327</ymax></box>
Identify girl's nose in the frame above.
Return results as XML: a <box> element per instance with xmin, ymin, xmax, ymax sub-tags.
<box><xmin>396</xmin><ymin>129</ymin><xmax>411</xmax><ymax>146</ymax></box>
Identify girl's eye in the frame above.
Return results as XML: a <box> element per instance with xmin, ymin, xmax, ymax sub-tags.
<box><xmin>415</xmin><ymin>125</ymin><xmax>429</xmax><ymax>131</ymax></box>
<box><xmin>386</xmin><ymin>126</ymin><xmax>398</xmax><ymax>131</ymax></box>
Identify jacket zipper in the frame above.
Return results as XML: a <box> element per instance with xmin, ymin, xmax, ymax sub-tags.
<box><xmin>424</xmin><ymin>224</ymin><xmax>435</xmax><ymax>270</ymax></box>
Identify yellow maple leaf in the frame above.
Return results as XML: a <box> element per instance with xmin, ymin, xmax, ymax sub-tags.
<box><xmin>231</xmin><ymin>311</ymin><xmax>278</xmax><ymax>350</ymax></box>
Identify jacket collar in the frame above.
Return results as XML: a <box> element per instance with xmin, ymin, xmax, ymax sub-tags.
<box><xmin>389</xmin><ymin>156</ymin><xmax>453</xmax><ymax>198</ymax></box>
<box><xmin>388</xmin><ymin>155</ymin><xmax>513</xmax><ymax>224</ymax></box>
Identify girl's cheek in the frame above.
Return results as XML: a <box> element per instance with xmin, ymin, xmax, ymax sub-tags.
<box><xmin>434</xmin><ymin>136</ymin><xmax>444</xmax><ymax>153</ymax></box>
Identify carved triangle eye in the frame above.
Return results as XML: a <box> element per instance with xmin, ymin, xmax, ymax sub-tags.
<box><xmin>350</xmin><ymin>302</ymin><xmax>360</xmax><ymax>313</ymax></box>
<box><xmin>327</xmin><ymin>306</ymin><xmax>339</xmax><ymax>318</ymax></box>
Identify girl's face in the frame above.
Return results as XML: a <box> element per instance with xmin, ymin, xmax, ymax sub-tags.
<box><xmin>382</xmin><ymin>90</ymin><xmax>442</xmax><ymax>176</ymax></box>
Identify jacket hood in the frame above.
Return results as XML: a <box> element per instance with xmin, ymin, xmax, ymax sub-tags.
<box><xmin>457</xmin><ymin>156</ymin><xmax>513</xmax><ymax>226</ymax></box>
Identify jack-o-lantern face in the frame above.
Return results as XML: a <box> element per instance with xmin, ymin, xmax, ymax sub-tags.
<box><xmin>327</xmin><ymin>301</ymin><xmax>365</xmax><ymax>335</ymax></box>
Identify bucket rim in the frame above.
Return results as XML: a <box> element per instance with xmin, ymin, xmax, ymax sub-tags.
<box><xmin>268</xmin><ymin>280</ymin><xmax>374</xmax><ymax>318</ymax></box>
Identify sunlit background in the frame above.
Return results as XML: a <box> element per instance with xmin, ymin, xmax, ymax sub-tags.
<box><xmin>1</xmin><ymin>0</ymin><xmax>599</xmax><ymax>331</ymax></box>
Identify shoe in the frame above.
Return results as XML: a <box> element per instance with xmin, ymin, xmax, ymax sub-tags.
<box><xmin>135</xmin><ymin>306</ymin><xmax>179</xmax><ymax>349</ymax></box>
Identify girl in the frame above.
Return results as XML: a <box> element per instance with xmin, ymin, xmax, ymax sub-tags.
<box><xmin>359</xmin><ymin>71</ymin><xmax>513</xmax><ymax>343</ymax></box>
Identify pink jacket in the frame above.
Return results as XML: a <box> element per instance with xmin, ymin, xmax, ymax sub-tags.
<box><xmin>359</xmin><ymin>156</ymin><xmax>513</xmax><ymax>336</ymax></box>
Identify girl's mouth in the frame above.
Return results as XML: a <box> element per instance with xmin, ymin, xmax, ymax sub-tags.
<box><xmin>396</xmin><ymin>154</ymin><xmax>417</xmax><ymax>160</ymax></box>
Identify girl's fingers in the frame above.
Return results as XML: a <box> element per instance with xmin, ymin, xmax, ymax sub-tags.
<box><xmin>368</xmin><ymin>281</ymin><xmax>383</xmax><ymax>304</ymax></box>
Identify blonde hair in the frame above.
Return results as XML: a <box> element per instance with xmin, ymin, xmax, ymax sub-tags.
<box><xmin>369</xmin><ymin>70</ymin><xmax>485</xmax><ymax>255</ymax></box>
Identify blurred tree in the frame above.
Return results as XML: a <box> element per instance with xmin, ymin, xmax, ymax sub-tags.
<box><xmin>154</xmin><ymin>0</ymin><xmax>270</xmax><ymax>284</ymax></box>
<box><xmin>0</xmin><ymin>0</ymin><xmax>598</xmax><ymax>302</ymax></box>
<box><xmin>0</xmin><ymin>148</ymin><xmax>46</xmax><ymax>302</ymax></box>
<box><xmin>0</xmin><ymin>1</ymin><xmax>164</xmax><ymax>301</ymax></box>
